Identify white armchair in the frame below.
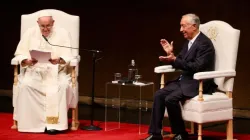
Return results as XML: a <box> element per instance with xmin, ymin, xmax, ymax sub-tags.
<box><xmin>154</xmin><ymin>20</ymin><xmax>240</xmax><ymax>140</ymax></box>
<box><xmin>11</xmin><ymin>9</ymin><xmax>80</xmax><ymax>130</ymax></box>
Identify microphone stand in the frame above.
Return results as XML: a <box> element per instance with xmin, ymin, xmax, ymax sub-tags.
<box><xmin>81</xmin><ymin>50</ymin><xmax>102</xmax><ymax>131</ymax></box>
<box><xmin>42</xmin><ymin>35</ymin><xmax>103</xmax><ymax>130</ymax></box>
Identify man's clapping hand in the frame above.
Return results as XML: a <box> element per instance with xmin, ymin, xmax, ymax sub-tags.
<box><xmin>160</xmin><ymin>39</ymin><xmax>174</xmax><ymax>55</ymax></box>
<box><xmin>159</xmin><ymin>53</ymin><xmax>176</xmax><ymax>62</ymax></box>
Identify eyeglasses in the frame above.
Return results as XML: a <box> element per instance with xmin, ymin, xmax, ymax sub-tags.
<box><xmin>39</xmin><ymin>24</ymin><xmax>52</xmax><ymax>29</ymax></box>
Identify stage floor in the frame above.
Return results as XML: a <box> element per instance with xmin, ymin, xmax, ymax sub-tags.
<box><xmin>0</xmin><ymin>96</ymin><xmax>249</xmax><ymax>140</ymax></box>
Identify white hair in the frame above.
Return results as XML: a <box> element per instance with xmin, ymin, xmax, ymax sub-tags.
<box><xmin>182</xmin><ymin>13</ymin><xmax>200</xmax><ymax>28</ymax></box>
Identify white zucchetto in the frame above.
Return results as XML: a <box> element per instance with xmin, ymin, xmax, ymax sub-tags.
<box><xmin>37</xmin><ymin>11</ymin><xmax>52</xmax><ymax>19</ymax></box>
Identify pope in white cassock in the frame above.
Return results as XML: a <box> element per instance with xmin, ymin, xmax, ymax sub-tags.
<box><xmin>14</xmin><ymin>11</ymin><xmax>74</xmax><ymax>135</ymax></box>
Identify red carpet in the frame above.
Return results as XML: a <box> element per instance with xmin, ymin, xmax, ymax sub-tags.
<box><xmin>0</xmin><ymin>113</ymin><xmax>249</xmax><ymax>140</ymax></box>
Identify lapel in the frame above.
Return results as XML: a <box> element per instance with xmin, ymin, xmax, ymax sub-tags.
<box><xmin>181</xmin><ymin>41</ymin><xmax>188</xmax><ymax>57</ymax></box>
<box><xmin>183</xmin><ymin>33</ymin><xmax>203</xmax><ymax>60</ymax></box>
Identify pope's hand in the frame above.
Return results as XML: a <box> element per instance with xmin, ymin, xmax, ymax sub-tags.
<box><xmin>49</xmin><ymin>58</ymin><xmax>60</xmax><ymax>65</ymax></box>
<box><xmin>49</xmin><ymin>58</ymin><xmax>66</xmax><ymax>65</ymax></box>
<box><xmin>21</xmin><ymin>58</ymin><xmax>38</xmax><ymax>67</ymax></box>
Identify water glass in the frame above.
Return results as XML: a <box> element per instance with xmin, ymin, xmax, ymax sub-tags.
<box><xmin>114</xmin><ymin>73</ymin><xmax>122</xmax><ymax>81</ymax></box>
<box><xmin>134</xmin><ymin>74</ymin><xmax>142</xmax><ymax>83</ymax></box>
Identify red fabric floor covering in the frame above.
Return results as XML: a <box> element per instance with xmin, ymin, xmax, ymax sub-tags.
<box><xmin>0</xmin><ymin>113</ymin><xmax>249</xmax><ymax>140</ymax></box>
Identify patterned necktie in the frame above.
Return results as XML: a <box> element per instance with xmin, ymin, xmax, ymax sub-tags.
<box><xmin>188</xmin><ymin>41</ymin><xmax>192</xmax><ymax>50</ymax></box>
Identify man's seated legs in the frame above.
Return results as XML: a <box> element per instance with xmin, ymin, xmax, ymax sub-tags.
<box><xmin>145</xmin><ymin>81</ymin><xmax>188</xmax><ymax>140</ymax></box>
<box><xmin>165</xmin><ymin>83</ymin><xmax>188</xmax><ymax>140</ymax></box>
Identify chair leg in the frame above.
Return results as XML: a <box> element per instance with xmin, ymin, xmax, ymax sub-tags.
<box><xmin>190</xmin><ymin>122</ymin><xmax>198</xmax><ymax>135</ymax></box>
<box><xmin>71</xmin><ymin>106</ymin><xmax>80</xmax><ymax>130</ymax></box>
<box><xmin>11</xmin><ymin>107</ymin><xmax>18</xmax><ymax>129</ymax></box>
<box><xmin>198</xmin><ymin>123</ymin><xmax>202</xmax><ymax>140</ymax></box>
<box><xmin>11</xmin><ymin>120</ymin><xmax>17</xmax><ymax>129</ymax></box>
<box><xmin>226</xmin><ymin>119</ymin><xmax>233</xmax><ymax>140</ymax></box>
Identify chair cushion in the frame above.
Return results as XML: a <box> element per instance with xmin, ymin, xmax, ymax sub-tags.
<box><xmin>164</xmin><ymin>92</ymin><xmax>232</xmax><ymax>116</ymax></box>
<box><xmin>182</xmin><ymin>108</ymin><xmax>233</xmax><ymax>123</ymax></box>
<box><xmin>164</xmin><ymin>92</ymin><xmax>233</xmax><ymax>123</ymax></box>
<box><xmin>183</xmin><ymin>92</ymin><xmax>232</xmax><ymax>113</ymax></box>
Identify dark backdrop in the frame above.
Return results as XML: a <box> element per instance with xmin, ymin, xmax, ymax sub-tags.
<box><xmin>1</xmin><ymin>1</ymin><xmax>250</xmax><ymax>110</ymax></box>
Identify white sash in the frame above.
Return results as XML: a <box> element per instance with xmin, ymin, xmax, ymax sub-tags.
<box><xmin>43</xmin><ymin>64</ymin><xmax>60</xmax><ymax>124</ymax></box>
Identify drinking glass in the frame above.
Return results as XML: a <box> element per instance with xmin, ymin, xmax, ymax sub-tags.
<box><xmin>114</xmin><ymin>73</ymin><xmax>121</xmax><ymax>81</ymax></box>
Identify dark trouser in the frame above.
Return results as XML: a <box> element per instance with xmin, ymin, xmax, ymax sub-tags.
<box><xmin>148</xmin><ymin>81</ymin><xmax>188</xmax><ymax>135</ymax></box>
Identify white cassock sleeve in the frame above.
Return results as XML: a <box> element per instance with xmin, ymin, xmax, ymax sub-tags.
<box><xmin>14</xmin><ymin>28</ymin><xmax>32</xmax><ymax>66</ymax></box>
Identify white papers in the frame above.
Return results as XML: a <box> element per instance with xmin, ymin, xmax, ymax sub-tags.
<box><xmin>30</xmin><ymin>50</ymin><xmax>51</xmax><ymax>63</ymax></box>
<box><xmin>133</xmin><ymin>82</ymin><xmax>146</xmax><ymax>85</ymax></box>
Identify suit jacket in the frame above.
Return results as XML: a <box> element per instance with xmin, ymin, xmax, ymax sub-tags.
<box><xmin>169</xmin><ymin>32</ymin><xmax>218</xmax><ymax>97</ymax></box>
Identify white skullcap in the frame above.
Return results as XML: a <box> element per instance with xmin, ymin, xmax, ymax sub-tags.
<box><xmin>37</xmin><ymin>11</ymin><xmax>52</xmax><ymax>19</ymax></box>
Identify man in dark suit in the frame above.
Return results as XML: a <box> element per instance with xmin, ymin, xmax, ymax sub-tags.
<box><xmin>144</xmin><ymin>14</ymin><xmax>217</xmax><ymax>140</ymax></box>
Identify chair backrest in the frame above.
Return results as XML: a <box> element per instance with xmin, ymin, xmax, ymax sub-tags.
<box><xmin>20</xmin><ymin>9</ymin><xmax>80</xmax><ymax>57</ymax></box>
<box><xmin>199</xmin><ymin>21</ymin><xmax>240</xmax><ymax>92</ymax></box>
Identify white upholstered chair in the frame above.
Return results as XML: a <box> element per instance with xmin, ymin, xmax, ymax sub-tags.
<box><xmin>154</xmin><ymin>20</ymin><xmax>240</xmax><ymax>140</ymax></box>
<box><xmin>11</xmin><ymin>9</ymin><xmax>80</xmax><ymax>130</ymax></box>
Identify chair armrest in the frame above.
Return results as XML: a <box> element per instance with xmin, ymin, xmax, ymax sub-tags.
<box><xmin>70</xmin><ymin>55</ymin><xmax>81</xmax><ymax>66</ymax></box>
<box><xmin>70</xmin><ymin>59</ymin><xmax>79</xmax><ymax>66</ymax></box>
<box><xmin>11</xmin><ymin>56</ymin><xmax>19</xmax><ymax>65</ymax></box>
<box><xmin>194</xmin><ymin>70</ymin><xmax>236</xmax><ymax>80</ymax></box>
<box><xmin>154</xmin><ymin>65</ymin><xmax>175</xmax><ymax>73</ymax></box>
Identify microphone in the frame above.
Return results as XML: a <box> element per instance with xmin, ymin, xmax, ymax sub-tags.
<box><xmin>42</xmin><ymin>35</ymin><xmax>102</xmax><ymax>53</ymax></box>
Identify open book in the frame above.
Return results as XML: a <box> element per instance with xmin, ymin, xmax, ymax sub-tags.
<box><xmin>29</xmin><ymin>50</ymin><xmax>51</xmax><ymax>63</ymax></box>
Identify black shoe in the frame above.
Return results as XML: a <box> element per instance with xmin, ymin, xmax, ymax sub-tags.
<box><xmin>143</xmin><ymin>134</ymin><xmax>163</xmax><ymax>140</ymax></box>
<box><xmin>172</xmin><ymin>132</ymin><xmax>188</xmax><ymax>140</ymax></box>
<box><xmin>46</xmin><ymin>129</ymin><xmax>59</xmax><ymax>135</ymax></box>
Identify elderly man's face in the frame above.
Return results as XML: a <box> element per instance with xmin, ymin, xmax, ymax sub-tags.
<box><xmin>37</xmin><ymin>16</ymin><xmax>54</xmax><ymax>37</ymax></box>
<box><xmin>180</xmin><ymin>16</ymin><xmax>196</xmax><ymax>40</ymax></box>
